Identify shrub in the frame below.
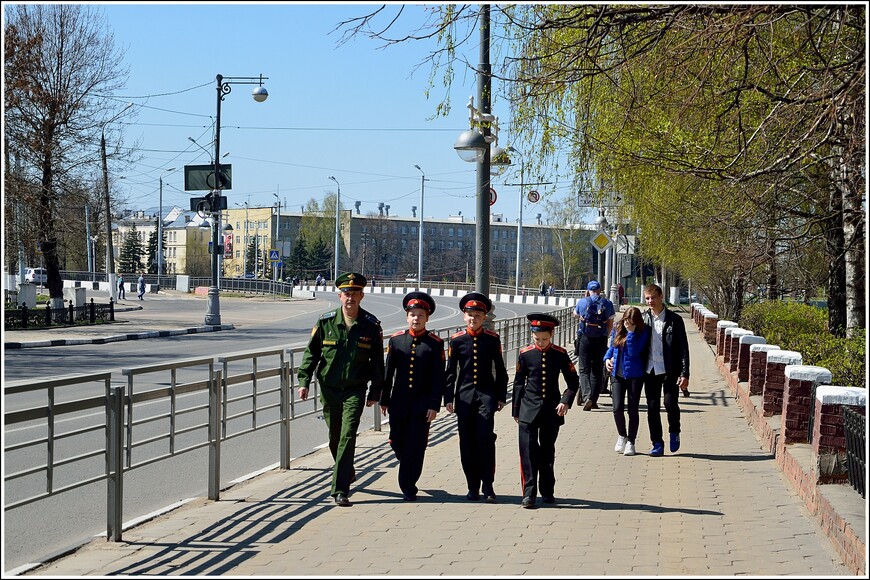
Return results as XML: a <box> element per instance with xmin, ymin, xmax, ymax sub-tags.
<box><xmin>739</xmin><ymin>301</ymin><xmax>865</xmax><ymax>388</ymax></box>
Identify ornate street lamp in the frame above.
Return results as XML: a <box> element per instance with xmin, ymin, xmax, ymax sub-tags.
<box><xmin>204</xmin><ymin>74</ymin><xmax>269</xmax><ymax>326</ymax></box>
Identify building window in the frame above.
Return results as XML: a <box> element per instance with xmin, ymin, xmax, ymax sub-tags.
<box><xmin>448</xmin><ymin>227</ymin><xmax>454</xmax><ymax>237</ymax></box>
<box><xmin>457</xmin><ymin>241</ymin><xmax>463</xmax><ymax>250</ymax></box>
<box><xmin>448</xmin><ymin>241</ymin><xmax>454</xmax><ymax>249</ymax></box>
<box><xmin>401</xmin><ymin>225</ymin><xmax>408</xmax><ymax>235</ymax></box>
<box><xmin>458</xmin><ymin>228</ymin><xmax>463</xmax><ymax>237</ymax></box>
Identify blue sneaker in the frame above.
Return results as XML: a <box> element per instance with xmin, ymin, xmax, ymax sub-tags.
<box><xmin>670</xmin><ymin>433</ymin><xmax>681</xmax><ymax>453</ymax></box>
<box><xmin>649</xmin><ymin>442</ymin><xmax>664</xmax><ymax>457</ymax></box>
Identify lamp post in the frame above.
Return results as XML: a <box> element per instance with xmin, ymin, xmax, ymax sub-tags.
<box><xmin>273</xmin><ymin>191</ymin><xmax>281</xmax><ymax>281</ymax></box>
<box><xmin>453</xmin><ymin>4</ymin><xmax>495</xmax><ymax>296</ymax></box>
<box><xmin>328</xmin><ymin>175</ymin><xmax>341</xmax><ymax>281</ymax></box>
<box><xmin>204</xmin><ymin>74</ymin><xmax>269</xmax><ymax>326</ymax></box>
<box><xmin>157</xmin><ymin>167</ymin><xmax>176</xmax><ymax>291</ymax></box>
<box><xmin>413</xmin><ymin>164</ymin><xmax>426</xmax><ymax>288</ymax></box>
<box><xmin>101</xmin><ymin>102</ymin><xmax>133</xmax><ymax>301</ymax></box>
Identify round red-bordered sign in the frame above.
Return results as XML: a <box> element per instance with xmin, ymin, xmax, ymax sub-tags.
<box><xmin>528</xmin><ymin>190</ymin><xmax>541</xmax><ymax>203</ymax></box>
<box><xmin>490</xmin><ymin>187</ymin><xmax>497</xmax><ymax>206</ymax></box>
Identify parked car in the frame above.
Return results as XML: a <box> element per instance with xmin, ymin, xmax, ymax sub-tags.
<box><xmin>24</xmin><ymin>267</ymin><xmax>47</xmax><ymax>285</ymax></box>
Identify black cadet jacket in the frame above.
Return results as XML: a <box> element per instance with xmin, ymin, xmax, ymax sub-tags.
<box><xmin>444</xmin><ymin>327</ymin><xmax>509</xmax><ymax>415</ymax></box>
<box><xmin>381</xmin><ymin>329</ymin><xmax>445</xmax><ymax>415</ymax></box>
<box><xmin>512</xmin><ymin>343</ymin><xmax>579</xmax><ymax>425</ymax></box>
<box><xmin>643</xmin><ymin>307</ymin><xmax>690</xmax><ymax>379</ymax></box>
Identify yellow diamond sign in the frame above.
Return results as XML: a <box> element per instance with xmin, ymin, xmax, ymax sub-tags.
<box><xmin>590</xmin><ymin>230</ymin><xmax>613</xmax><ymax>253</ymax></box>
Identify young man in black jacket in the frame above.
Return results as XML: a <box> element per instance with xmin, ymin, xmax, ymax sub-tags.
<box><xmin>642</xmin><ymin>283</ymin><xmax>690</xmax><ymax>456</ymax></box>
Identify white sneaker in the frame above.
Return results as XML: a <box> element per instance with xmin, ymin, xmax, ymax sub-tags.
<box><xmin>623</xmin><ymin>441</ymin><xmax>636</xmax><ymax>456</ymax></box>
<box><xmin>615</xmin><ymin>435</ymin><xmax>627</xmax><ymax>453</ymax></box>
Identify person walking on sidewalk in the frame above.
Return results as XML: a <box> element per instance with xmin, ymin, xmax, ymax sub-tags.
<box><xmin>297</xmin><ymin>272</ymin><xmax>385</xmax><ymax>507</ymax></box>
<box><xmin>380</xmin><ymin>291</ymin><xmax>444</xmax><ymax>501</ymax></box>
<box><xmin>642</xmin><ymin>283</ymin><xmax>690</xmax><ymax>456</ymax></box>
<box><xmin>604</xmin><ymin>306</ymin><xmax>650</xmax><ymax>457</ymax></box>
<box><xmin>444</xmin><ymin>292</ymin><xmax>508</xmax><ymax>503</ymax></box>
<box><xmin>573</xmin><ymin>280</ymin><xmax>616</xmax><ymax>410</ymax></box>
<box><xmin>512</xmin><ymin>313</ymin><xmax>580</xmax><ymax>509</ymax></box>
<box><xmin>137</xmin><ymin>272</ymin><xmax>146</xmax><ymax>300</ymax></box>
<box><xmin>117</xmin><ymin>273</ymin><xmax>126</xmax><ymax>300</ymax></box>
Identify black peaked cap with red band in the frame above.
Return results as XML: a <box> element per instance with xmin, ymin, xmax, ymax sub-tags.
<box><xmin>459</xmin><ymin>292</ymin><xmax>492</xmax><ymax>313</ymax></box>
<box><xmin>403</xmin><ymin>291</ymin><xmax>436</xmax><ymax>314</ymax></box>
<box><xmin>527</xmin><ymin>312</ymin><xmax>559</xmax><ymax>331</ymax></box>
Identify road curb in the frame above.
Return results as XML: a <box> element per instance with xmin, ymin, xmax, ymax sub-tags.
<box><xmin>4</xmin><ymin>324</ymin><xmax>235</xmax><ymax>349</ymax></box>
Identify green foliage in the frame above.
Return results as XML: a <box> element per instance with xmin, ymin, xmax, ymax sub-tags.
<box><xmin>739</xmin><ymin>301</ymin><xmax>865</xmax><ymax>388</ymax></box>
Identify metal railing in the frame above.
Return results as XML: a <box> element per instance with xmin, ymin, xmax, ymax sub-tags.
<box><xmin>843</xmin><ymin>406</ymin><xmax>865</xmax><ymax>498</ymax></box>
<box><xmin>4</xmin><ymin>307</ymin><xmax>578</xmax><ymax>542</ymax></box>
<box><xmin>4</xmin><ymin>298</ymin><xmax>115</xmax><ymax>329</ymax></box>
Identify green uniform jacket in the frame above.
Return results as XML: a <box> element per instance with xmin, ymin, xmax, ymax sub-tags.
<box><xmin>297</xmin><ymin>307</ymin><xmax>385</xmax><ymax>400</ymax></box>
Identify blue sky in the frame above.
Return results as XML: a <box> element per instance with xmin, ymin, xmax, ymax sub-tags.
<box><xmin>98</xmin><ymin>2</ymin><xmax>588</xmax><ymax>223</ymax></box>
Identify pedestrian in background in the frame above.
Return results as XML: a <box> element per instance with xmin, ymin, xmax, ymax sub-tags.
<box><xmin>512</xmin><ymin>313</ymin><xmax>579</xmax><ymax>508</ymax></box>
<box><xmin>117</xmin><ymin>273</ymin><xmax>126</xmax><ymax>300</ymax></box>
<box><xmin>297</xmin><ymin>272</ymin><xmax>384</xmax><ymax>506</ymax></box>
<box><xmin>137</xmin><ymin>272</ymin><xmax>146</xmax><ymax>300</ymax></box>
<box><xmin>604</xmin><ymin>306</ymin><xmax>650</xmax><ymax>457</ymax></box>
<box><xmin>444</xmin><ymin>292</ymin><xmax>508</xmax><ymax>503</ymax></box>
<box><xmin>573</xmin><ymin>280</ymin><xmax>616</xmax><ymax>409</ymax></box>
<box><xmin>642</xmin><ymin>283</ymin><xmax>690</xmax><ymax>457</ymax></box>
<box><xmin>381</xmin><ymin>291</ymin><xmax>444</xmax><ymax>501</ymax></box>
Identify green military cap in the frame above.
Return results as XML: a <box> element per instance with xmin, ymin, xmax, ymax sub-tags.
<box><xmin>335</xmin><ymin>271</ymin><xmax>367</xmax><ymax>291</ymax></box>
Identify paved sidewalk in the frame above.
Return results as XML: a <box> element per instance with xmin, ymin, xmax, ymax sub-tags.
<box><xmin>15</xmin><ymin>313</ymin><xmax>855</xmax><ymax>577</ymax></box>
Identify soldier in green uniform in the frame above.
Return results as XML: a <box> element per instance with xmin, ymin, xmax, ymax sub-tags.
<box><xmin>297</xmin><ymin>272</ymin><xmax>385</xmax><ymax>507</ymax></box>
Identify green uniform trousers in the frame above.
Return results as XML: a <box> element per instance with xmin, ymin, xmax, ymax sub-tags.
<box><xmin>321</xmin><ymin>385</ymin><xmax>366</xmax><ymax>496</ymax></box>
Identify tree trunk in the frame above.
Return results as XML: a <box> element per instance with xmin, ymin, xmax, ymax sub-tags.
<box><xmin>839</xmin><ymin>130</ymin><xmax>866</xmax><ymax>338</ymax></box>
<box><xmin>823</xmin><ymin>197</ymin><xmax>847</xmax><ymax>337</ymax></box>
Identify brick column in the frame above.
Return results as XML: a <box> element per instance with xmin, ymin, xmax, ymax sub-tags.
<box><xmin>690</xmin><ymin>303</ymin><xmax>702</xmax><ymax>324</ymax></box>
<box><xmin>722</xmin><ymin>327</ymin><xmax>743</xmax><ymax>367</ymax></box>
<box><xmin>762</xmin><ymin>350</ymin><xmax>802</xmax><ymax>416</ymax></box>
<box><xmin>716</xmin><ymin>321</ymin><xmax>738</xmax><ymax>357</ymax></box>
<box><xmin>737</xmin><ymin>335</ymin><xmax>766</xmax><ymax>382</ymax></box>
<box><xmin>728</xmin><ymin>329</ymin><xmax>754</xmax><ymax>372</ymax></box>
<box><xmin>813</xmin><ymin>386</ymin><xmax>866</xmax><ymax>483</ymax></box>
<box><xmin>782</xmin><ymin>365</ymin><xmax>833</xmax><ymax>445</ymax></box>
<box><xmin>748</xmin><ymin>344</ymin><xmax>780</xmax><ymax>395</ymax></box>
<box><xmin>702</xmin><ymin>311</ymin><xmax>718</xmax><ymax>344</ymax></box>
<box><xmin>694</xmin><ymin>307</ymin><xmax>708</xmax><ymax>329</ymax></box>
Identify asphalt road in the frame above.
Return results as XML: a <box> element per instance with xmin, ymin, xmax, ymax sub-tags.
<box><xmin>3</xmin><ymin>291</ymin><xmax>562</xmax><ymax>571</ymax></box>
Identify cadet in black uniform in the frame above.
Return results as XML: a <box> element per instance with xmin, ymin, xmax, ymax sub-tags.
<box><xmin>444</xmin><ymin>292</ymin><xmax>509</xmax><ymax>503</ymax></box>
<box><xmin>512</xmin><ymin>313</ymin><xmax>580</xmax><ymax>508</ymax></box>
<box><xmin>297</xmin><ymin>272</ymin><xmax>384</xmax><ymax>507</ymax></box>
<box><xmin>380</xmin><ymin>291</ymin><xmax>445</xmax><ymax>501</ymax></box>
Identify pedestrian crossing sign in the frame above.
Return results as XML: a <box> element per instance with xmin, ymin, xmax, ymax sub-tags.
<box><xmin>269</xmin><ymin>249</ymin><xmax>280</xmax><ymax>262</ymax></box>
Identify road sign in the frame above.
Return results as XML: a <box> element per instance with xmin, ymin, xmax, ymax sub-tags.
<box><xmin>590</xmin><ymin>230</ymin><xmax>613</xmax><ymax>254</ymax></box>
<box><xmin>527</xmin><ymin>190</ymin><xmax>541</xmax><ymax>203</ymax></box>
<box><xmin>269</xmin><ymin>249</ymin><xmax>280</xmax><ymax>262</ymax></box>
<box><xmin>490</xmin><ymin>187</ymin><xmax>497</xmax><ymax>206</ymax></box>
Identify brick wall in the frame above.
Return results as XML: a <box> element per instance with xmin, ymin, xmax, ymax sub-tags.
<box><xmin>716</xmin><ymin>321</ymin><xmax>738</xmax><ymax>357</ymax></box>
<box><xmin>702</xmin><ymin>312</ymin><xmax>718</xmax><ymax>344</ymax></box>
<box><xmin>748</xmin><ymin>344</ymin><xmax>780</xmax><ymax>396</ymax></box>
<box><xmin>728</xmin><ymin>330</ymin><xmax>753</xmax><ymax>373</ymax></box>
<box><xmin>737</xmin><ymin>335</ymin><xmax>766</xmax><ymax>382</ymax></box>
<box><xmin>762</xmin><ymin>350</ymin><xmax>802</xmax><ymax>417</ymax></box>
<box><xmin>812</xmin><ymin>385</ymin><xmax>866</xmax><ymax>483</ymax></box>
<box><xmin>782</xmin><ymin>365</ymin><xmax>832</xmax><ymax>445</ymax></box>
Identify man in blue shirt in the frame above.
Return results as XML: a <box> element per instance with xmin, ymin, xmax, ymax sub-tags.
<box><xmin>573</xmin><ymin>280</ymin><xmax>616</xmax><ymax>410</ymax></box>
